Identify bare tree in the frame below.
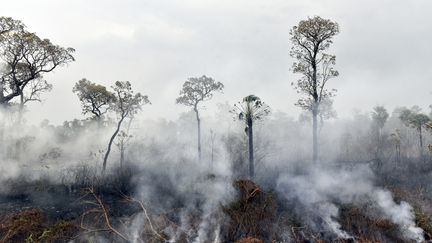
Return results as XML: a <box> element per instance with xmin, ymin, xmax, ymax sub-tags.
<box><xmin>103</xmin><ymin>81</ymin><xmax>150</xmax><ymax>171</ymax></box>
<box><xmin>289</xmin><ymin>16</ymin><xmax>339</xmax><ymax>163</ymax></box>
<box><xmin>0</xmin><ymin>19</ymin><xmax>75</xmax><ymax>106</ymax></box>
<box><xmin>232</xmin><ymin>95</ymin><xmax>270</xmax><ymax>179</ymax></box>
<box><xmin>176</xmin><ymin>75</ymin><xmax>224</xmax><ymax>161</ymax></box>
<box><xmin>73</xmin><ymin>78</ymin><xmax>116</xmax><ymax>123</ymax></box>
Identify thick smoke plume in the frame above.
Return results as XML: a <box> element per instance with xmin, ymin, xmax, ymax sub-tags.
<box><xmin>277</xmin><ymin>164</ymin><xmax>424</xmax><ymax>242</ymax></box>
<box><xmin>1</xmin><ymin>106</ymin><xmax>431</xmax><ymax>242</ymax></box>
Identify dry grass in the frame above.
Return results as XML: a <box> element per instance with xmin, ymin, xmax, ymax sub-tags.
<box><xmin>235</xmin><ymin>236</ymin><xmax>264</xmax><ymax>243</ymax></box>
<box><xmin>0</xmin><ymin>209</ymin><xmax>79</xmax><ymax>243</ymax></box>
<box><xmin>223</xmin><ymin>180</ymin><xmax>278</xmax><ymax>242</ymax></box>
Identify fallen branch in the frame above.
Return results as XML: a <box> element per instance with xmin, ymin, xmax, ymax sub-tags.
<box><xmin>123</xmin><ymin>195</ymin><xmax>167</xmax><ymax>242</ymax></box>
<box><xmin>80</xmin><ymin>187</ymin><xmax>130</xmax><ymax>242</ymax></box>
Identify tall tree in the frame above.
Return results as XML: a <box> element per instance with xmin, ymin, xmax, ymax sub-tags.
<box><xmin>290</xmin><ymin>16</ymin><xmax>339</xmax><ymax>163</ymax></box>
<box><xmin>233</xmin><ymin>95</ymin><xmax>270</xmax><ymax>179</ymax></box>
<box><xmin>0</xmin><ymin>17</ymin><xmax>75</xmax><ymax>106</ymax></box>
<box><xmin>390</xmin><ymin>129</ymin><xmax>401</xmax><ymax>163</ymax></box>
<box><xmin>371</xmin><ymin>106</ymin><xmax>389</xmax><ymax>166</ymax></box>
<box><xmin>209</xmin><ymin>129</ymin><xmax>216</xmax><ymax>168</ymax></box>
<box><xmin>176</xmin><ymin>75</ymin><xmax>224</xmax><ymax>161</ymax></box>
<box><xmin>371</xmin><ymin>106</ymin><xmax>389</xmax><ymax>132</ymax></box>
<box><xmin>0</xmin><ymin>16</ymin><xmax>73</xmax><ymax>158</ymax></box>
<box><xmin>371</xmin><ymin>106</ymin><xmax>389</xmax><ymax>151</ymax></box>
<box><xmin>73</xmin><ymin>78</ymin><xmax>116</xmax><ymax>122</ymax></box>
<box><xmin>103</xmin><ymin>81</ymin><xmax>149</xmax><ymax>171</ymax></box>
<box><xmin>399</xmin><ymin>108</ymin><xmax>430</xmax><ymax>158</ymax></box>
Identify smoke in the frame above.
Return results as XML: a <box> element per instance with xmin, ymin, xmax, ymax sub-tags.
<box><xmin>128</xmin><ymin>153</ymin><xmax>234</xmax><ymax>242</ymax></box>
<box><xmin>276</xmin><ymin>164</ymin><xmax>424</xmax><ymax>241</ymax></box>
<box><xmin>105</xmin><ymin>113</ymin><xmax>237</xmax><ymax>242</ymax></box>
<box><xmin>0</xmin><ymin>159</ymin><xmax>20</xmax><ymax>188</ymax></box>
<box><xmin>0</xmin><ymin>104</ymin><xmax>430</xmax><ymax>242</ymax></box>
<box><xmin>373</xmin><ymin>189</ymin><xmax>424</xmax><ymax>242</ymax></box>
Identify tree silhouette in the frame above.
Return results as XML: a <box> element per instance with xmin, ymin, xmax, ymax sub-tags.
<box><xmin>233</xmin><ymin>95</ymin><xmax>270</xmax><ymax>179</ymax></box>
<box><xmin>103</xmin><ymin>81</ymin><xmax>150</xmax><ymax>171</ymax></box>
<box><xmin>290</xmin><ymin>16</ymin><xmax>339</xmax><ymax>163</ymax></box>
<box><xmin>176</xmin><ymin>75</ymin><xmax>223</xmax><ymax>161</ymax></box>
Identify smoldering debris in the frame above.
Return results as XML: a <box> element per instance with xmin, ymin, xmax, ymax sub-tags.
<box><xmin>1</xmin><ymin>106</ymin><xmax>432</xmax><ymax>242</ymax></box>
<box><xmin>277</xmin><ymin>164</ymin><xmax>425</xmax><ymax>242</ymax></box>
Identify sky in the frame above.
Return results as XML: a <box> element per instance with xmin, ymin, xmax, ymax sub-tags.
<box><xmin>1</xmin><ymin>0</ymin><xmax>431</xmax><ymax>124</ymax></box>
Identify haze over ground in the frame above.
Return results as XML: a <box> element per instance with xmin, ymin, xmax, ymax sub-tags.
<box><xmin>1</xmin><ymin>0</ymin><xmax>431</xmax><ymax>124</ymax></box>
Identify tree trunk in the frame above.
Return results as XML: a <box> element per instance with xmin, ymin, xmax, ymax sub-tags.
<box><xmin>312</xmin><ymin>105</ymin><xmax>318</xmax><ymax>163</ymax></box>
<box><xmin>0</xmin><ymin>83</ymin><xmax>5</xmax><ymax>159</ymax></box>
<box><xmin>103</xmin><ymin>114</ymin><xmax>126</xmax><ymax>171</ymax></box>
<box><xmin>376</xmin><ymin>127</ymin><xmax>382</xmax><ymax>160</ymax></box>
<box><xmin>120</xmin><ymin>140</ymin><xmax>124</xmax><ymax>169</ymax></box>
<box><xmin>194</xmin><ymin>106</ymin><xmax>201</xmax><ymax>162</ymax></box>
<box><xmin>396</xmin><ymin>144</ymin><xmax>401</xmax><ymax>163</ymax></box>
<box><xmin>96</xmin><ymin>116</ymin><xmax>103</xmax><ymax>129</ymax></box>
<box><xmin>18</xmin><ymin>92</ymin><xmax>24</xmax><ymax>125</ymax></box>
<box><xmin>419</xmin><ymin>126</ymin><xmax>423</xmax><ymax>158</ymax></box>
<box><xmin>312</xmin><ymin>53</ymin><xmax>319</xmax><ymax>164</ymax></box>
<box><xmin>247</xmin><ymin>119</ymin><xmax>254</xmax><ymax>179</ymax></box>
<box><xmin>12</xmin><ymin>92</ymin><xmax>25</xmax><ymax>160</ymax></box>
<box><xmin>0</xmin><ymin>111</ymin><xmax>4</xmax><ymax>160</ymax></box>
<box><xmin>0</xmin><ymin>82</ymin><xmax>4</xmax><ymax>104</ymax></box>
<box><xmin>0</xmin><ymin>82</ymin><xmax>4</xmax><ymax>158</ymax></box>
<box><xmin>210</xmin><ymin>131</ymin><xmax>215</xmax><ymax>169</ymax></box>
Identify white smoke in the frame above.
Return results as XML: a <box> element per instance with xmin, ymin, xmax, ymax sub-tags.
<box><xmin>276</xmin><ymin>164</ymin><xmax>424</xmax><ymax>241</ymax></box>
<box><xmin>373</xmin><ymin>189</ymin><xmax>424</xmax><ymax>242</ymax></box>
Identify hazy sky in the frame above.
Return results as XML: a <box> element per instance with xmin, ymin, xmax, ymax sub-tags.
<box><xmin>1</xmin><ymin>0</ymin><xmax>431</xmax><ymax>124</ymax></box>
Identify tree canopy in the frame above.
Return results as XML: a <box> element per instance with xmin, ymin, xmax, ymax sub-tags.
<box><xmin>176</xmin><ymin>75</ymin><xmax>224</xmax><ymax>108</ymax></box>
<box><xmin>371</xmin><ymin>106</ymin><xmax>389</xmax><ymax>130</ymax></box>
<box><xmin>73</xmin><ymin>78</ymin><xmax>115</xmax><ymax>120</ymax></box>
<box><xmin>111</xmin><ymin>81</ymin><xmax>150</xmax><ymax>118</ymax></box>
<box><xmin>234</xmin><ymin>95</ymin><xmax>270</xmax><ymax>127</ymax></box>
<box><xmin>176</xmin><ymin>75</ymin><xmax>223</xmax><ymax>161</ymax></box>
<box><xmin>0</xmin><ymin>16</ymin><xmax>75</xmax><ymax>105</ymax></box>
<box><xmin>233</xmin><ymin>94</ymin><xmax>270</xmax><ymax>178</ymax></box>
<box><xmin>398</xmin><ymin>108</ymin><xmax>430</xmax><ymax>130</ymax></box>
<box><xmin>290</xmin><ymin>16</ymin><xmax>339</xmax><ymax>113</ymax></box>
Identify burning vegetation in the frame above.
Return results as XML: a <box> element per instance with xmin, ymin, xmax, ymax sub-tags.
<box><xmin>1</xmin><ymin>11</ymin><xmax>432</xmax><ymax>243</ymax></box>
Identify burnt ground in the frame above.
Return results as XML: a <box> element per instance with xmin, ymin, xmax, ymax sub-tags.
<box><xmin>1</xmin><ymin>160</ymin><xmax>432</xmax><ymax>243</ymax></box>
